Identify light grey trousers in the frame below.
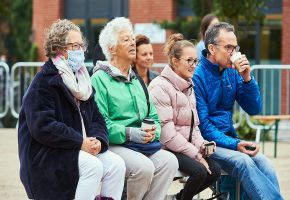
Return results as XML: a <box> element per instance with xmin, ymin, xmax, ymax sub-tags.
<box><xmin>75</xmin><ymin>150</ymin><xmax>126</xmax><ymax>200</ymax></box>
<box><xmin>110</xmin><ymin>146</ymin><xmax>178</xmax><ymax>200</ymax></box>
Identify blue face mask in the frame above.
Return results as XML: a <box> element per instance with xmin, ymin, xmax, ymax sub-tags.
<box><xmin>67</xmin><ymin>50</ymin><xmax>85</xmax><ymax>72</ymax></box>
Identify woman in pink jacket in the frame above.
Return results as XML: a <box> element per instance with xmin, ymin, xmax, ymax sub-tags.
<box><xmin>148</xmin><ymin>33</ymin><xmax>221</xmax><ymax>200</ymax></box>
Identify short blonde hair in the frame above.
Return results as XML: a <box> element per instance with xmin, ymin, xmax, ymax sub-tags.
<box><xmin>43</xmin><ymin>19</ymin><xmax>83</xmax><ymax>58</ymax></box>
<box><xmin>99</xmin><ymin>17</ymin><xmax>134</xmax><ymax>61</ymax></box>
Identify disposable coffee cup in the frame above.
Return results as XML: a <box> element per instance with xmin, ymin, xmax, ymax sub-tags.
<box><xmin>141</xmin><ymin>118</ymin><xmax>155</xmax><ymax>131</ymax></box>
<box><xmin>205</xmin><ymin>142</ymin><xmax>215</xmax><ymax>156</ymax></box>
<box><xmin>230</xmin><ymin>52</ymin><xmax>243</xmax><ymax>72</ymax></box>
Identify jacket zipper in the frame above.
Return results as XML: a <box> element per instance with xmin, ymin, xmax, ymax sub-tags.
<box><xmin>217</xmin><ymin>71</ymin><xmax>224</xmax><ymax>108</ymax></box>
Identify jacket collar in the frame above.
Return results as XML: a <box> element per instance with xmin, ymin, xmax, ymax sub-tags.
<box><xmin>132</xmin><ymin>66</ymin><xmax>158</xmax><ymax>84</ymax></box>
<box><xmin>200</xmin><ymin>49</ymin><xmax>221</xmax><ymax>76</ymax></box>
<box><xmin>161</xmin><ymin>65</ymin><xmax>193</xmax><ymax>92</ymax></box>
<box><xmin>93</xmin><ymin>61</ymin><xmax>136</xmax><ymax>83</ymax></box>
<box><xmin>42</xmin><ymin>58</ymin><xmax>58</xmax><ymax>75</ymax></box>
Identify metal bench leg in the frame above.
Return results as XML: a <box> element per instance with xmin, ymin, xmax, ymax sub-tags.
<box><xmin>274</xmin><ymin>119</ymin><xmax>280</xmax><ymax>158</ymax></box>
<box><xmin>255</xmin><ymin>128</ymin><xmax>261</xmax><ymax>143</ymax></box>
<box><xmin>236</xmin><ymin>180</ymin><xmax>240</xmax><ymax>200</ymax></box>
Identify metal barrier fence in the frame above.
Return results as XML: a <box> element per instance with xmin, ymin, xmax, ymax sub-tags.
<box><xmin>1</xmin><ymin>61</ymin><xmax>247</xmax><ymax>129</ymax></box>
<box><xmin>10</xmin><ymin>62</ymin><xmax>94</xmax><ymax>118</ymax></box>
<box><xmin>2</xmin><ymin>62</ymin><xmax>290</xmax><ymax>133</ymax></box>
<box><xmin>245</xmin><ymin>65</ymin><xmax>290</xmax><ymax>142</ymax></box>
<box><xmin>0</xmin><ymin>62</ymin><xmax>10</xmax><ymax>119</ymax></box>
<box><xmin>10</xmin><ymin>62</ymin><xmax>44</xmax><ymax>118</ymax></box>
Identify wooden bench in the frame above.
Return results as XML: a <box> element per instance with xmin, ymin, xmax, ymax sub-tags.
<box><xmin>253</xmin><ymin>115</ymin><xmax>290</xmax><ymax>158</ymax></box>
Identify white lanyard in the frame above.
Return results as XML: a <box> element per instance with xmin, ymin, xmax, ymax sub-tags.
<box><xmin>76</xmin><ymin>99</ymin><xmax>87</xmax><ymax>138</ymax></box>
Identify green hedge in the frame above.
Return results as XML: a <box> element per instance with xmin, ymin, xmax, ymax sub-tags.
<box><xmin>234</xmin><ymin>112</ymin><xmax>271</xmax><ymax>141</ymax></box>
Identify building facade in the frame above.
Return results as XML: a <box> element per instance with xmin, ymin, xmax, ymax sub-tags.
<box><xmin>33</xmin><ymin>0</ymin><xmax>289</xmax><ymax>64</ymax></box>
<box><xmin>32</xmin><ymin>0</ymin><xmax>175</xmax><ymax>63</ymax></box>
<box><xmin>32</xmin><ymin>0</ymin><xmax>290</xmax><ymax>114</ymax></box>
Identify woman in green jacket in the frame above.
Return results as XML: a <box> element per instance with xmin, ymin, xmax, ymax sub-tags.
<box><xmin>91</xmin><ymin>17</ymin><xmax>178</xmax><ymax>200</ymax></box>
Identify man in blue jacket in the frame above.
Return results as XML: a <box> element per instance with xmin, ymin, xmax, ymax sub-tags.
<box><xmin>193</xmin><ymin>22</ymin><xmax>282</xmax><ymax>200</ymax></box>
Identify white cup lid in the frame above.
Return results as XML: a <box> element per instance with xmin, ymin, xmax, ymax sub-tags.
<box><xmin>230</xmin><ymin>52</ymin><xmax>242</xmax><ymax>63</ymax></box>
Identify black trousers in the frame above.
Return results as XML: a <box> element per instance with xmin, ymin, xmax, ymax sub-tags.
<box><xmin>172</xmin><ymin>152</ymin><xmax>221</xmax><ymax>200</ymax></box>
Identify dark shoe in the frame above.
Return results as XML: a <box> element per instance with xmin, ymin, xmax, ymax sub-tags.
<box><xmin>95</xmin><ymin>195</ymin><xmax>114</xmax><ymax>200</ymax></box>
<box><xmin>206</xmin><ymin>192</ymin><xmax>229</xmax><ymax>200</ymax></box>
<box><xmin>175</xmin><ymin>189</ymin><xmax>183</xmax><ymax>200</ymax></box>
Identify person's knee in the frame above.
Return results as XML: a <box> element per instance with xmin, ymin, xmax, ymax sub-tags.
<box><xmin>163</xmin><ymin>151</ymin><xmax>179</xmax><ymax>172</ymax></box>
<box><xmin>196</xmin><ymin>166</ymin><xmax>208</xmax><ymax>181</ymax></box>
<box><xmin>83</xmin><ymin>156</ymin><xmax>104</xmax><ymax>178</ymax></box>
<box><xmin>210</xmin><ymin>162</ymin><xmax>221</xmax><ymax>181</ymax></box>
<box><xmin>132</xmin><ymin>161</ymin><xmax>155</xmax><ymax>181</ymax></box>
<box><xmin>211</xmin><ymin>160</ymin><xmax>221</xmax><ymax>173</ymax></box>
<box><xmin>91</xmin><ymin>158</ymin><xmax>104</xmax><ymax>177</ymax></box>
<box><xmin>231</xmin><ymin>153</ymin><xmax>255</xmax><ymax>171</ymax></box>
<box><xmin>186</xmin><ymin>161</ymin><xmax>208</xmax><ymax>181</ymax></box>
<box><xmin>110</xmin><ymin>154</ymin><xmax>126</xmax><ymax>174</ymax></box>
<box><xmin>156</xmin><ymin>150</ymin><xmax>179</xmax><ymax>173</ymax></box>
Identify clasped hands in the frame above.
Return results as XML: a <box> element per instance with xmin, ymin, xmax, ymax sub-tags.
<box><xmin>129</xmin><ymin>126</ymin><xmax>156</xmax><ymax>143</ymax></box>
<box><xmin>81</xmin><ymin>137</ymin><xmax>101</xmax><ymax>156</ymax></box>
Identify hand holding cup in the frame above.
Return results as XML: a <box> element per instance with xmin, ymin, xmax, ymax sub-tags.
<box><xmin>230</xmin><ymin>52</ymin><xmax>244</xmax><ymax>72</ymax></box>
<box><xmin>141</xmin><ymin>118</ymin><xmax>156</xmax><ymax>142</ymax></box>
<box><xmin>230</xmin><ymin>52</ymin><xmax>251</xmax><ymax>82</ymax></box>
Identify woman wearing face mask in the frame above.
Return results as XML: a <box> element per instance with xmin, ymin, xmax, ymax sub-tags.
<box><xmin>132</xmin><ymin>34</ymin><xmax>159</xmax><ymax>85</ymax></box>
<box><xmin>18</xmin><ymin>19</ymin><xmax>126</xmax><ymax>200</ymax></box>
<box><xmin>148</xmin><ymin>33</ymin><xmax>221</xmax><ymax>200</ymax></box>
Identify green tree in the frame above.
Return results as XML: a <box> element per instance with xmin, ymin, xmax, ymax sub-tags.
<box><xmin>0</xmin><ymin>0</ymin><xmax>35</xmax><ymax>127</ymax></box>
<box><xmin>0</xmin><ymin>0</ymin><xmax>36</xmax><ymax>62</ymax></box>
<box><xmin>213</xmin><ymin>0</ymin><xmax>266</xmax><ymax>30</ymax></box>
<box><xmin>159</xmin><ymin>0</ymin><xmax>267</xmax><ymax>40</ymax></box>
<box><xmin>9</xmin><ymin>0</ymin><xmax>35</xmax><ymax>61</ymax></box>
<box><xmin>0</xmin><ymin>0</ymin><xmax>11</xmax><ymax>55</ymax></box>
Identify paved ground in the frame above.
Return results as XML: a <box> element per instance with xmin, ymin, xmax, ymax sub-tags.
<box><xmin>0</xmin><ymin>128</ymin><xmax>289</xmax><ymax>200</ymax></box>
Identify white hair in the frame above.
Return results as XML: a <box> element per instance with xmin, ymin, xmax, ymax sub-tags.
<box><xmin>99</xmin><ymin>17</ymin><xmax>134</xmax><ymax>61</ymax></box>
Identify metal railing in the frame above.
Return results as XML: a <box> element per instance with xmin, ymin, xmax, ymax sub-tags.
<box><xmin>10</xmin><ymin>62</ymin><xmax>44</xmax><ymax>118</ymax></box>
<box><xmin>10</xmin><ymin>62</ymin><xmax>94</xmax><ymax>118</ymax></box>
<box><xmin>0</xmin><ymin>62</ymin><xmax>10</xmax><ymax>118</ymax></box>
<box><xmin>245</xmin><ymin>65</ymin><xmax>290</xmax><ymax>142</ymax></box>
<box><xmin>5</xmin><ymin>62</ymin><xmax>290</xmax><ymax>137</ymax></box>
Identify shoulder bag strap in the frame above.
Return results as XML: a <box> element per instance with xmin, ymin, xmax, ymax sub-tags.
<box><xmin>135</xmin><ymin>74</ymin><xmax>150</xmax><ymax>117</ymax></box>
<box><xmin>188</xmin><ymin>110</ymin><xmax>194</xmax><ymax>143</ymax></box>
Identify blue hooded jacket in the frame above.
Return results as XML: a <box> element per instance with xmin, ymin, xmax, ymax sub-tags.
<box><xmin>192</xmin><ymin>50</ymin><xmax>262</xmax><ymax>150</ymax></box>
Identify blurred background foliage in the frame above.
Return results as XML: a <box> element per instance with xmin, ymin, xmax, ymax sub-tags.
<box><xmin>0</xmin><ymin>0</ymin><xmax>35</xmax><ymax>127</ymax></box>
<box><xmin>159</xmin><ymin>0</ymin><xmax>267</xmax><ymax>40</ymax></box>
<box><xmin>234</xmin><ymin>112</ymin><xmax>271</xmax><ymax>141</ymax></box>
<box><xmin>0</xmin><ymin>0</ymin><xmax>37</xmax><ymax>64</ymax></box>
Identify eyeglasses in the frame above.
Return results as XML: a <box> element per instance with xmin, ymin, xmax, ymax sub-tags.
<box><xmin>66</xmin><ymin>42</ymin><xmax>87</xmax><ymax>51</ymax></box>
<box><xmin>214</xmin><ymin>44</ymin><xmax>240</xmax><ymax>54</ymax></box>
<box><xmin>179</xmin><ymin>58</ymin><xmax>199</xmax><ymax>66</ymax></box>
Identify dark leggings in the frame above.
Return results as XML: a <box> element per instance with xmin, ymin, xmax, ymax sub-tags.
<box><xmin>172</xmin><ymin>152</ymin><xmax>221</xmax><ymax>200</ymax></box>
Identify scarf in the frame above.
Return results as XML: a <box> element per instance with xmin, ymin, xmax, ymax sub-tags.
<box><xmin>52</xmin><ymin>55</ymin><xmax>92</xmax><ymax>101</ymax></box>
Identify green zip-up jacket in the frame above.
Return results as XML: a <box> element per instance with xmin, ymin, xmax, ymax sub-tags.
<box><xmin>91</xmin><ymin>61</ymin><xmax>161</xmax><ymax>144</ymax></box>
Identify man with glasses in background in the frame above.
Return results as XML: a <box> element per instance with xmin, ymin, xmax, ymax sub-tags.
<box><xmin>192</xmin><ymin>22</ymin><xmax>283</xmax><ymax>200</ymax></box>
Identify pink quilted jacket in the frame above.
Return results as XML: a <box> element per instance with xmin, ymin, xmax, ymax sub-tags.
<box><xmin>148</xmin><ymin>65</ymin><xmax>207</xmax><ymax>160</ymax></box>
